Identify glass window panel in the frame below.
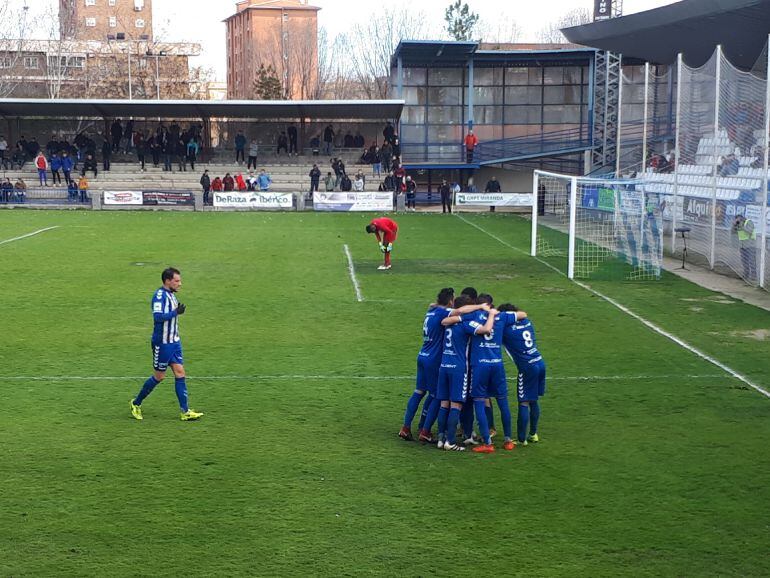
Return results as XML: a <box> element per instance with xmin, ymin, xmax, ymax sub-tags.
<box><xmin>427</xmin><ymin>106</ymin><xmax>462</xmax><ymax>124</ymax></box>
<box><xmin>473</xmin><ymin>86</ymin><xmax>503</xmax><ymax>105</ymax></box>
<box><xmin>528</xmin><ymin>68</ymin><xmax>542</xmax><ymax>85</ymax></box>
<box><xmin>504</xmin><ymin>106</ymin><xmax>542</xmax><ymax>124</ymax></box>
<box><xmin>504</xmin><ymin>86</ymin><xmax>541</xmax><ymax>104</ymax></box>
<box><xmin>543</xmin><ymin>67</ymin><xmax>564</xmax><ymax>85</ymax></box>
<box><xmin>402</xmin><ymin>67</ymin><xmax>426</xmax><ymax>85</ymax></box>
<box><xmin>543</xmin><ymin>105</ymin><xmax>581</xmax><ymax>123</ymax></box>
<box><xmin>505</xmin><ymin>67</ymin><xmax>529</xmax><ymax>85</ymax></box>
<box><xmin>427</xmin><ymin>125</ymin><xmax>460</xmax><ymax>142</ymax></box>
<box><xmin>564</xmin><ymin>66</ymin><xmax>582</xmax><ymax>85</ymax></box>
<box><xmin>402</xmin><ymin>106</ymin><xmax>426</xmax><ymax>124</ymax></box>
<box><xmin>544</xmin><ymin>85</ymin><xmax>581</xmax><ymax>105</ymax></box>
<box><xmin>474</xmin><ymin>105</ymin><xmax>503</xmax><ymax>124</ymax></box>
<box><xmin>402</xmin><ymin>87</ymin><xmax>427</xmax><ymax>105</ymax></box>
<box><xmin>475</xmin><ymin>67</ymin><xmax>503</xmax><ymax>86</ymax></box>
<box><xmin>400</xmin><ymin>124</ymin><xmax>425</xmax><ymax>142</ymax></box>
<box><xmin>429</xmin><ymin>68</ymin><xmax>463</xmax><ymax>85</ymax></box>
<box><xmin>427</xmin><ymin>86</ymin><xmax>462</xmax><ymax>105</ymax></box>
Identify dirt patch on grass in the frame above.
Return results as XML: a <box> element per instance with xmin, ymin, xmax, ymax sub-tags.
<box><xmin>731</xmin><ymin>329</ymin><xmax>770</xmax><ymax>341</ymax></box>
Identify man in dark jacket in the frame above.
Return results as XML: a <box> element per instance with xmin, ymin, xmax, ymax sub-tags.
<box><xmin>309</xmin><ymin>163</ymin><xmax>321</xmax><ymax>197</ymax></box>
<box><xmin>485</xmin><ymin>176</ymin><xmax>501</xmax><ymax>212</ymax></box>
<box><xmin>323</xmin><ymin>125</ymin><xmax>334</xmax><ymax>155</ymax></box>
<box><xmin>200</xmin><ymin>170</ymin><xmax>211</xmax><ymax>205</ymax></box>
<box><xmin>287</xmin><ymin>124</ymin><xmax>298</xmax><ymax>156</ymax></box>
<box><xmin>102</xmin><ymin>139</ymin><xmax>112</xmax><ymax>171</ymax></box>
<box><xmin>439</xmin><ymin>179</ymin><xmax>452</xmax><ymax>214</ymax></box>
<box><xmin>110</xmin><ymin>120</ymin><xmax>123</xmax><ymax>152</ymax></box>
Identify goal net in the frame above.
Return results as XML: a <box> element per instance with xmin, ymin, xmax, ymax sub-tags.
<box><xmin>532</xmin><ymin>170</ymin><xmax>664</xmax><ymax>280</ymax></box>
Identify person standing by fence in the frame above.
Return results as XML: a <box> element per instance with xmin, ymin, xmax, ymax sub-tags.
<box><xmin>733</xmin><ymin>214</ymin><xmax>758</xmax><ymax>281</ymax></box>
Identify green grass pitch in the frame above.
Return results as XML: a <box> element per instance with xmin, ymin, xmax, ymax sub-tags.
<box><xmin>1</xmin><ymin>210</ymin><xmax>769</xmax><ymax>576</ymax></box>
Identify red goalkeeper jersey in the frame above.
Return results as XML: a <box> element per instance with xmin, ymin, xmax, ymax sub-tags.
<box><xmin>370</xmin><ymin>217</ymin><xmax>398</xmax><ymax>243</ymax></box>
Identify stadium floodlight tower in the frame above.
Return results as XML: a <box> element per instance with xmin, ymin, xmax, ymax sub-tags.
<box><xmin>590</xmin><ymin>0</ymin><xmax>624</xmax><ymax>174</ymax></box>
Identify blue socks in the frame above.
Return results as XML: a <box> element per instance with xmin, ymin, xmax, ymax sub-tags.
<box><xmin>422</xmin><ymin>396</ymin><xmax>441</xmax><ymax>432</ymax></box>
<box><xmin>474</xmin><ymin>399</ymin><xmax>491</xmax><ymax>444</ymax></box>
<box><xmin>134</xmin><ymin>376</ymin><xmax>160</xmax><ymax>405</ymax></box>
<box><xmin>446</xmin><ymin>408</ymin><xmax>461</xmax><ymax>444</ymax></box>
<box><xmin>175</xmin><ymin>377</ymin><xmax>189</xmax><ymax>412</ymax></box>
<box><xmin>496</xmin><ymin>397</ymin><xmax>512</xmax><ymax>440</ymax></box>
<box><xmin>485</xmin><ymin>404</ymin><xmax>495</xmax><ymax>431</ymax></box>
<box><xmin>436</xmin><ymin>407</ymin><xmax>449</xmax><ymax>440</ymax></box>
<box><xmin>517</xmin><ymin>403</ymin><xmax>530</xmax><ymax>443</ymax></box>
<box><xmin>460</xmin><ymin>402</ymin><xmax>474</xmax><ymax>439</ymax></box>
<box><xmin>417</xmin><ymin>393</ymin><xmax>433</xmax><ymax>429</ymax></box>
<box><xmin>530</xmin><ymin>401</ymin><xmax>540</xmax><ymax>435</ymax></box>
<box><xmin>403</xmin><ymin>390</ymin><xmax>426</xmax><ymax>428</ymax></box>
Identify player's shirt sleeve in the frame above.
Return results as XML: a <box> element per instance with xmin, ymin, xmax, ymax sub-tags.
<box><xmin>461</xmin><ymin>312</ymin><xmax>483</xmax><ymax>335</ymax></box>
<box><xmin>502</xmin><ymin>311</ymin><xmax>519</xmax><ymax>327</ymax></box>
<box><xmin>152</xmin><ymin>289</ymin><xmax>176</xmax><ymax>322</ymax></box>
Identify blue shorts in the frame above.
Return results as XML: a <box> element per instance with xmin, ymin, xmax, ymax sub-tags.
<box><xmin>437</xmin><ymin>365</ymin><xmax>469</xmax><ymax>403</ymax></box>
<box><xmin>517</xmin><ymin>361</ymin><xmax>546</xmax><ymax>402</ymax></box>
<box><xmin>152</xmin><ymin>342</ymin><xmax>183</xmax><ymax>372</ymax></box>
<box><xmin>471</xmin><ymin>363</ymin><xmax>507</xmax><ymax>399</ymax></box>
<box><xmin>415</xmin><ymin>357</ymin><xmax>440</xmax><ymax>395</ymax></box>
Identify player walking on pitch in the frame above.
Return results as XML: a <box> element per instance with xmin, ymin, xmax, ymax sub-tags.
<box><xmin>366</xmin><ymin>216</ymin><xmax>398</xmax><ymax>270</ymax></box>
<box><xmin>130</xmin><ymin>267</ymin><xmax>203</xmax><ymax>421</ymax></box>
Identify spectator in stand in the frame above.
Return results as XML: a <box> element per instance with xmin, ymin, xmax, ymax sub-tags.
<box><xmin>211</xmin><ymin>175</ymin><xmax>223</xmax><ymax>193</ymax></box>
<box><xmin>149</xmin><ymin>134</ymin><xmax>161</xmax><ymax>168</ymax></box>
<box><xmin>393</xmin><ymin>162</ymin><xmax>406</xmax><ymax>191</ymax></box>
<box><xmin>102</xmin><ymin>139</ymin><xmax>112</xmax><ymax>172</ymax></box>
<box><xmin>235</xmin><ymin>131</ymin><xmax>246</xmax><ymax>164</ymax></box>
<box><xmin>162</xmin><ymin>138</ymin><xmax>173</xmax><ymax>172</ymax></box>
<box><xmin>27</xmin><ymin>137</ymin><xmax>40</xmax><ymax>160</ymax></box>
<box><xmin>719</xmin><ymin>154</ymin><xmax>739</xmax><ymax>177</ymax></box>
<box><xmin>200</xmin><ymin>170</ymin><xmax>211</xmax><ymax>205</ymax></box>
<box><xmin>464</xmin><ymin>129</ymin><xmax>479</xmax><ymax>163</ymax></box>
<box><xmin>439</xmin><ymin>179</ymin><xmax>452</xmax><ymax>214</ymax></box>
<box><xmin>353</xmin><ymin>173</ymin><xmax>365</xmax><ymax>192</ymax></box>
<box><xmin>751</xmin><ymin>147</ymin><xmax>765</xmax><ymax>169</ymax></box>
<box><xmin>77</xmin><ymin>175</ymin><xmax>89</xmax><ymax>203</ymax></box>
<box><xmin>381</xmin><ymin>170</ymin><xmax>398</xmax><ymax>193</ymax></box>
<box><xmin>466</xmin><ymin>177</ymin><xmax>478</xmax><ymax>193</ymax></box>
<box><xmin>82</xmin><ymin>153</ymin><xmax>97</xmax><ymax>178</ymax></box>
<box><xmin>248</xmin><ymin>139</ymin><xmax>259</xmax><ymax>170</ymax></box>
<box><xmin>392</xmin><ymin>137</ymin><xmax>401</xmax><ymax>165</ymax></box>
<box><xmin>332</xmin><ymin>158</ymin><xmax>346</xmax><ymax>187</ymax></box>
<box><xmin>124</xmin><ymin>120</ymin><xmax>134</xmax><ymax>153</ymax></box>
<box><xmin>67</xmin><ymin>179</ymin><xmax>78</xmax><ymax>202</ymax></box>
<box><xmin>287</xmin><ymin>124</ymin><xmax>298</xmax><ymax>156</ymax></box>
<box><xmin>136</xmin><ymin>134</ymin><xmax>146</xmax><ymax>172</ymax></box>
<box><xmin>186</xmin><ymin>138</ymin><xmax>199</xmax><ymax>171</ymax></box>
<box><xmin>309</xmin><ymin>163</ymin><xmax>321</xmax><ymax>197</ymax></box>
<box><xmin>50</xmin><ymin>152</ymin><xmax>63</xmax><ymax>185</ymax></box>
<box><xmin>353</xmin><ymin>132</ymin><xmax>365</xmax><ymax>148</ymax></box>
<box><xmin>16</xmin><ymin>135</ymin><xmax>28</xmax><ymax>159</ymax></box>
<box><xmin>35</xmin><ymin>151</ymin><xmax>49</xmax><ymax>186</ymax></box>
<box><xmin>223</xmin><ymin>172</ymin><xmax>235</xmax><ymax>192</ymax></box>
<box><xmin>323</xmin><ymin>124</ymin><xmax>334</xmax><ymax>155</ymax></box>
<box><xmin>405</xmin><ymin>175</ymin><xmax>416</xmax><ymax>210</ymax></box>
<box><xmin>277</xmin><ymin>131</ymin><xmax>289</xmax><ymax>155</ymax></box>
<box><xmin>324</xmin><ymin>171</ymin><xmax>335</xmax><ymax>192</ymax></box>
<box><xmin>344</xmin><ymin>131</ymin><xmax>355</xmax><ymax>148</ymax></box>
<box><xmin>235</xmin><ymin>172</ymin><xmax>247</xmax><ymax>192</ymax></box>
<box><xmin>14</xmin><ymin>177</ymin><xmax>27</xmax><ymax>202</ymax></box>
<box><xmin>661</xmin><ymin>151</ymin><xmax>676</xmax><ymax>174</ymax></box>
<box><xmin>61</xmin><ymin>151</ymin><xmax>74</xmax><ymax>185</ymax></box>
<box><xmin>485</xmin><ymin>175</ymin><xmax>501</xmax><ymax>213</ymax></box>
<box><xmin>380</xmin><ymin>141</ymin><xmax>393</xmax><ymax>173</ymax></box>
<box><xmin>247</xmin><ymin>171</ymin><xmax>258</xmax><ymax>191</ymax></box>
<box><xmin>0</xmin><ymin>135</ymin><xmax>7</xmax><ymax>169</ymax></box>
<box><xmin>339</xmin><ymin>172</ymin><xmax>352</xmax><ymax>192</ymax></box>
<box><xmin>111</xmin><ymin>119</ymin><xmax>123</xmax><ymax>152</ymax></box>
<box><xmin>310</xmin><ymin>135</ymin><xmax>321</xmax><ymax>156</ymax></box>
<box><xmin>383</xmin><ymin>121</ymin><xmax>395</xmax><ymax>145</ymax></box>
<box><xmin>12</xmin><ymin>144</ymin><xmax>25</xmax><ymax>169</ymax></box>
<box><xmin>176</xmin><ymin>138</ymin><xmax>187</xmax><ymax>172</ymax></box>
<box><xmin>1</xmin><ymin>177</ymin><xmax>12</xmax><ymax>202</ymax></box>
<box><xmin>257</xmin><ymin>169</ymin><xmax>272</xmax><ymax>191</ymax></box>
<box><xmin>371</xmin><ymin>146</ymin><xmax>382</xmax><ymax>178</ymax></box>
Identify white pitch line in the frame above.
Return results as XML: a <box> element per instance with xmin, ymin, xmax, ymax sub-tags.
<box><xmin>0</xmin><ymin>373</ymin><xmax>734</xmax><ymax>382</ymax></box>
<box><xmin>0</xmin><ymin>226</ymin><xmax>60</xmax><ymax>247</ymax></box>
<box><xmin>343</xmin><ymin>244</ymin><xmax>364</xmax><ymax>302</ymax></box>
<box><xmin>455</xmin><ymin>214</ymin><xmax>770</xmax><ymax>399</ymax></box>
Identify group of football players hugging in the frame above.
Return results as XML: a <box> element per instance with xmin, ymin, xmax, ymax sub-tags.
<box><xmin>398</xmin><ymin>286</ymin><xmax>546</xmax><ymax>453</ymax></box>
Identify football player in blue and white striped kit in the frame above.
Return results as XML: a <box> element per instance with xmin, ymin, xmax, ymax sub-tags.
<box><xmin>130</xmin><ymin>267</ymin><xmax>203</xmax><ymax>421</ymax></box>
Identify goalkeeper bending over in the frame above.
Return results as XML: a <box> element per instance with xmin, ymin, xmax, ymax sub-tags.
<box><xmin>366</xmin><ymin>216</ymin><xmax>398</xmax><ymax>270</ymax></box>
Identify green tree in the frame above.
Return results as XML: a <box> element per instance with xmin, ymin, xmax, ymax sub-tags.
<box><xmin>253</xmin><ymin>63</ymin><xmax>284</xmax><ymax>100</ymax></box>
<box><xmin>444</xmin><ymin>1</ymin><xmax>479</xmax><ymax>41</ymax></box>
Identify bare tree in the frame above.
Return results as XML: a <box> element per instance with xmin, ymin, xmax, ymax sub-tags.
<box><xmin>0</xmin><ymin>1</ymin><xmax>33</xmax><ymax>97</ymax></box>
<box><xmin>289</xmin><ymin>19</ymin><xmax>319</xmax><ymax>100</ymax></box>
<box><xmin>477</xmin><ymin>15</ymin><xmax>522</xmax><ymax>44</ymax></box>
<box><xmin>537</xmin><ymin>8</ymin><xmax>591</xmax><ymax>44</ymax></box>
<box><xmin>346</xmin><ymin>5</ymin><xmax>439</xmax><ymax>99</ymax></box>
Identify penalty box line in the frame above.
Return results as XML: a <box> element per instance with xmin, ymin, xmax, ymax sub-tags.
<box><xmin>455</xmin><ymin>214</ymin><xmax>770</xmax><ymax>400</ymax></box>
<box><xmin>343</xmin><ymin>244</ymin><xmax>364</xmax><ymax>302</ymax></box>
<box><xmin>0</xmin><ymin>226</ymin><xmax>61</xmax><ymax>247</ymax></box>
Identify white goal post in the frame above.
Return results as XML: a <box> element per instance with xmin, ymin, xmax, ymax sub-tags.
<box><xmin>532</xmin><ymin>170</ymin><xmax>664</xmax><ymax>281</ymax></box>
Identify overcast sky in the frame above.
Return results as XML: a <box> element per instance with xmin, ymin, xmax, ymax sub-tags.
<box><xmin>10</xmin><ymin>0</ymin><xmax>680</xmax><ymax>81</ymax></box>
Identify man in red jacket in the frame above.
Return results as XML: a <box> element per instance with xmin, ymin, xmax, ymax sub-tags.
<box><xmin>464</xmin><ymin>129</ymin><xmax>478</xmax><ymax>163</ymax></box>
<box><xmin>366</xmin><ymin>216</ymin><xmax>398</xmax><ymax>270</ymax></box>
